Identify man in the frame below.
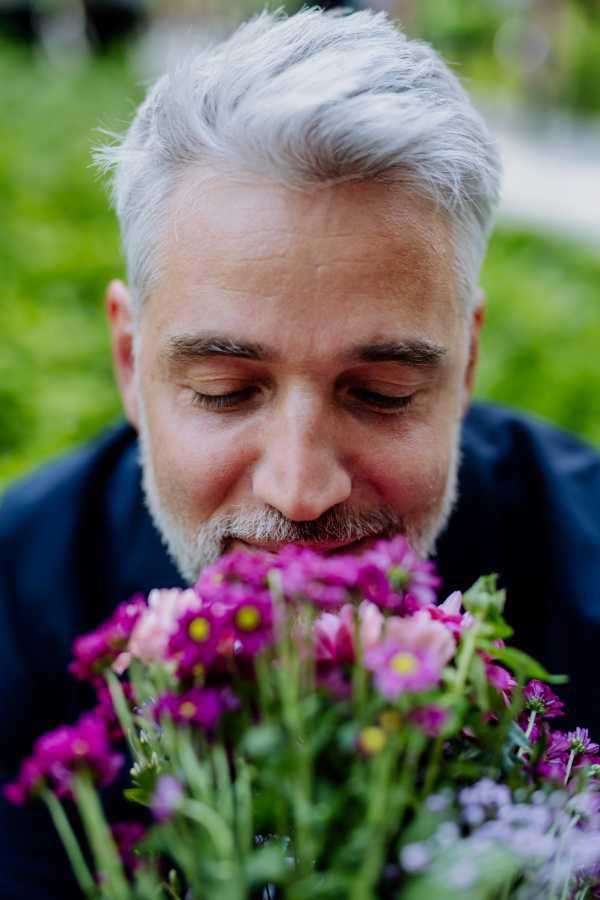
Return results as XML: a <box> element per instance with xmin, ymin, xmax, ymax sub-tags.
<box><xmin>1</xmin><ymin>8</ymin><xmax>599</xmax><ymax>898</ymax></box>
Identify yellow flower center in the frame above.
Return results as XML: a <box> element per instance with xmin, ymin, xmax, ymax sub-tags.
<box><xmin>192</xmin><ymin>664</ymin><xmax>205</xmax><ymax>678</ymax></box>
<box><xmin>390</xmin><ymin>651</ymin><xmax>418</xmax><ymax>674</ymax></box>
<box><xmin>359</xmin><ymin>726</ymin><xmax>388</xmax><ymax>755</ymax></box>
<box><xmin>189</xmin><ymin>617</ymin><xmax>210</xmax><ymax>642</ymax></box>
<box><xmin>179</xmin><ymin>701</ymin><xmax>197</xmax><ymax>719</ymax></box>
<box><xmin>235</xmin><ymin>605</ymin><xmax>261</xmax><ymax>632</ymax></box>
<box><xmin>72</xmin><ymin>739</ymin><xmax>89</xmax><ymax>756</ymax></box>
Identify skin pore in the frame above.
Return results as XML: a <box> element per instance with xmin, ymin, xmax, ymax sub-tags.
<box><xmin>107</xmin><ymin>178</ymin><xmax>483</xmax><ymax>581</ymax></box>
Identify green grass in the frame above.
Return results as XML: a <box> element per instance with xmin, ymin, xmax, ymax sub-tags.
<box><xmin>0</xmin><ymin>44</ymin><xmax>599</xmax><ymax>492</ymax></box>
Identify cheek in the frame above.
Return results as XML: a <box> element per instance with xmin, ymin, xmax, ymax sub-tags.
<box><xmin>358</xmin><ymin>416</ymin><xmax>457</xmax><ymax>517</ymax></box>
<box><xmin>142</xmin><ymin>387</ymin><xmax>258</xmax><ymax>525</ymax></box>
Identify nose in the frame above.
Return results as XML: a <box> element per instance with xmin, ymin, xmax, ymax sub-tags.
<box><xmin>251</xmin><ymin>390</ymin><xmax>352</xmax><ymax>521</ymax></box>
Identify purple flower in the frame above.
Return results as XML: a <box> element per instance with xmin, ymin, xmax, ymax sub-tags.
<box><xmin>273</xmin><ymin>545</ymin><xmax>358</xmax><ymax>608</ymax></box>
<box><xmin>522</xmin><ymin>681</ymin><xmax>564</xmax><ymax>718</ymax></box>
<box><xmin>110</xmin><ymin>822</ymin><xmax>147</xmax><ymax>875</ymax></box>
<box><xmin>155</xmin><ymin>686</ymin><xmax>236</xmax><ymax>730</ymax></box>
<box><xmin>168</xmin><ymin>603</ymin><xmax>222</xmax><ymax>675</ymax></box>
<box><xmin>196</xmin><ymin>550</ymin><xmax>270</xmax><ymax>599</ymax></box>
<box><xmin>151</xmin><ymin>775</ymin><xmax>185</xmax><ymax>823</ymax></box>
<box><xmin>358</xmin><ymin>536</ymin><xmax>441</xmax><ymax>609</ymax></box>
<box><xmin>69</xmin><ymin>596</ymin><xmax>147</xmax><ymax>686</ymax></box>
<box><xmin>410</xmin><ymin>706</ymin><xmax>448</xmax><ymax>737</ymax></box>
<box><xmin>34</xmin><ymin>712</ymin><xmax>125</xmax><ymax>798</ymax></box>
<box><xmin>2</xmin><ymin>756</ymin><xmax>47</xmax><ymax>805</ymax></box>
<box><xmin>4</xmin><ymin>713</ymin><xmax>125</xmax><ymax>803</ymax></box>
<box><xmin>567</xmin><ymin>728</ymin><xmax>600</xmax><ymax>757</ymax></box>
<box><xmin>363</xmin><ymin>636</ymin><xmax>442</xmax><ymax>700</ymax></box>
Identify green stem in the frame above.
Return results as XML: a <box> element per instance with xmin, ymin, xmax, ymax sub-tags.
<box><xmin>42</xmin><ymin>789</ymin><xmax>99</xmax><ymax>900</ymax></box>
<box><xmin>564</xmin><ymin>749</ymin><xmax>576</xmax><ymax>785</ymax></box>
<box><xmin>421</xmin><ymin>734</ymin><xmax>444</xmax><ymax>798</ymax></box>
<box><xmin>517</xmin><ymin>710</ymin><xmax>537</xmax><ymax>760</ymax></box>
<box><xmin>452</xmin><ymin>617</ymin><xmax>480</xmax><ymax>696</ymax></box>
<box><xmin>104</xmin><ymin>669</ymin><xmax>140</xmax><ymax>760</ymax></box>
<box><xmin>73</xmin><ymin>772</ymin><xmax>131</xmax><ymax>900</ymax></box>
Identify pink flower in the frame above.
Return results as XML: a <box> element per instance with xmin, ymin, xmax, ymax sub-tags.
<box><xmin>155</xmin><ymin>686</ymin><xmax>238</xmax><ymax>731</ymax></box>
<box><xmin>534</xmin><ymin>727</ymin><xmax>571</xmax><ymax>782</ymax></box>
<box><xmin>364</xmin><ymin>637</ymin><xmax>443</xmax><ymax>700</ymax></box>
<box><xmin>69</xmin><ymin>596</ymin><xmax>147</xmax><ymax>685</ymax></box>
<box><xmin>358</xmin><ymin>536</ymin><xmax>441</xmax><ymax>609</ymax></box>
<box><xmin>424</xmin><ymin>591</ymin><xmax>474</xmax><ymax>637</ymax></box>
<box><xmin>385</xmin><ymin>611</ymin><xmax>456</xmax><ymax>667</ymax></box>
<box><xmin>273</xmin><ymin>545</ymin><xmax>358</xmax><ymax>608</ymax></box>
<box><xmin>128</xmin><ymin>588</ymin><xmax>199</xmax><ymax>665</ymax></box>
<box><xmin>312</xmin><ymin>601</ymin><xmax>384</xmax><ymax>667</ymax></box>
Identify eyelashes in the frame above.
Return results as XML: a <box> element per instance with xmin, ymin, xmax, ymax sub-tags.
<box><xmin>191</xmin><ymin>387</ymin><xmax>260</xmax><ymax>410</ymax></box>
<box><xmin>191</xmin><ymin>387</ymin><xmax>413</xmax><ymax>414</ymax></box>
<box><xmin>347</xmin><ymin>388</ymin><xmax>413</xmax><ymax>412</ymax></box>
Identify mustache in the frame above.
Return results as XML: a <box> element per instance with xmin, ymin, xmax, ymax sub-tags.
<box><xmin>198</xmin><ymin>502</ymin><xmax>404</xmax><ymax>548</ymax></box>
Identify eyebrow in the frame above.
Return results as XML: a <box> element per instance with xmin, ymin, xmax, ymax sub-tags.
<box><xmin>162</xmin><ymin>334</ymin><xmax>275</xmax><ymax>366</ymax></box>
<box><xmin>352</xmin><ymin>340</ymin><xmax>447</xmax><ymax>368</ymax></box>
<box><xmin>162</xmin><ymin>333</ymin><xmax>447</xmax><ymax>370</ymax></box>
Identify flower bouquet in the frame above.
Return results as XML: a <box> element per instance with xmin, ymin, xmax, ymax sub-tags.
<box><xmin>6</xmin><ymin>537</ymin><xmax>600</xmax><ymax>900</ymax></box>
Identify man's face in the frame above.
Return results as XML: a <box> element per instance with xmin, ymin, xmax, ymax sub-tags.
<box><xmin>109</xmin><ymin>179</ymin><xmax>481</xmax><ymax>582</ymax></box>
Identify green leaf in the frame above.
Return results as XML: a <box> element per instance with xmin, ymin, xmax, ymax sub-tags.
<box><xmin>462</xmin><ymin>574</ymin><xmax>506</xmax><ymax>615</ymax></box>
<box><xmin>123</xmin><ymin>788</ymin><xmax>151</xmax><ymax>806</ymax></box>
<box><xmin>492</xmin><ymin>646</ymin><xmax>568</xmax><ymax>684</ymax></box>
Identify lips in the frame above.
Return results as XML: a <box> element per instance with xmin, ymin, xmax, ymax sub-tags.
<box><xmin>227</xmin><ymin>534</ymin><xmax>379</xmax><ymax>556</ymax></box>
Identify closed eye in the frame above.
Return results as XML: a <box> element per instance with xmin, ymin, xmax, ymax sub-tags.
<box><xmin>348</xmin><ymin>388</ymin><xmax>413</xmax><ymax>412</ymax></box>
<box><xmin>191</xmin><ymin>387</ymin><xmax>260</xmax><ymax>410</ymax></box>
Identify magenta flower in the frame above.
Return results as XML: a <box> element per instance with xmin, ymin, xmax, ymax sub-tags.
<box><xmin>358</xmin><ymin>536</ymin><xmax>441</xmax><ymax>610</ymax></box>
<box><xmin>534</xmin><ymin>727</ymin><xmax>572</xmax><ymax>782</ymax></box>
<box><xmin>110</xmin><ymin>822</ymin><xmax>147</xmax><ymax>875</ymax></box>
<box><xmin>168</xmin><ymin>602</ymin><xmax>223</xmax><ymax>676</ymax></box>
<box><xmin>522</xmin><ymin>680</ymin><xmax>564</xmax><ymax>718</ymax></box>
<box><xmin>224</xmin><ymin>584</ymin><xmax>275</xmax><ymax>655</ymax></box>
<box><xmin>2</xmin><ymin>756</ymin><xmax>47</xmax><ymax>805</ymax></box>
<box><xmin>5</xmin><ymin>713</ymin><xmax>125</xmax><ymax>803</ymax></box>
<box><xmin>410</xmin><ymin>706</ymin><xmax>447</xmax><ymax>737</ymax></box>
<box><xmin>273</xmin><ymin>545</ymin><xmax>358</xmax><ymax>608</ymax></box>
<box><xmin>196</xmin><ymin>550</ymin><xmax>270</xmax><ymax>599</ymax></box>
<box><xmin>34</xmin><ymin>712</ymin><xmax>125</xmax><ymax>798</ymax></box>
<box><xmin>566</xmin><ymin>728</ymin><xmax>600</xmax><ymax>757</ymax></box>
<box><xmin>69</xmin><ymin>596</ymin><xmax>146</xmax><ymax>685</ymax></box>
<box><xmin>363</xmin><ymin>637</ymin><xmax>443</xmax><ymax>700</ymax></box>
<box><xmin>151</xmin><ymin>775</ymin><xmax>185</xmax><ymax>823</ymax></box>
<box><xmin>155</xmin><ymin>686</ymin><xmax>237</xmax><ymax>730</ymax></box>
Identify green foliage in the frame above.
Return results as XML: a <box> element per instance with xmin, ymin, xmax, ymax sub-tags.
<box><xmin>0</xmin><ymin>45</ymin><xmax>599</xmax><ymax>494</ymax></box>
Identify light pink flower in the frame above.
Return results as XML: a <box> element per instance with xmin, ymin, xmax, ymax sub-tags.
<box><xmin>128</xmin><ymin>588</ymin><xmax>200</xmax><ymax>665</ymax></box>
<box><xmin>385</xmin><ymin>611</ymin><xmax>456</xmax><ymax>668</ymax></box>
<box><xmin>312</xmin><ymin>601</ymin><xmax>384</xmax><ymax>667</ymax></box>
<box><xmin>423</xmin><ymin>591</ymin><xmax>474</xmax><ymax>637</ymax></box>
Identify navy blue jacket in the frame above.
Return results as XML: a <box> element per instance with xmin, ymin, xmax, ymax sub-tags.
<box><xmin>1</xmin><ymin>402</ymin><xmax>600</xmax><ymax>898</ymax></box>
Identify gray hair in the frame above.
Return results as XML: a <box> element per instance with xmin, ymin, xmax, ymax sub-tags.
<box><xmin>96</xmin><ymin>7</ymin><xmax>502</xmax><ymax>317</ymax></box>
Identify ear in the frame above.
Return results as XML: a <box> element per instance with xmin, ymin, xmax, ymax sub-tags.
<box><xmin>462</xmin><ymin>288</ymin><xmax>485</xmax><ymax>418</ymax></box>
<box><xmin>106</xmin><ymin>279</ymin><xmax>140</xmax><ymax>430</ymax></box>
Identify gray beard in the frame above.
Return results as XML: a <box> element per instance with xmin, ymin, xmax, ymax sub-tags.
<box><xmin>137</xmin><ymin>402</ymin><xmax>461</xmax><ymax>586</ymax></box>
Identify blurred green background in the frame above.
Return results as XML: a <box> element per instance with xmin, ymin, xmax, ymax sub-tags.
<box><xmin>1</xmin><ymin>0</ymin><xmax>599</xmax><ymax>491</ymax></box>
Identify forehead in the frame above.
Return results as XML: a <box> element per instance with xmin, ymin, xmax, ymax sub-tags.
<box><xmin>145</xmin><ymin>177</ymin><xmax>461</xmax><ymax>354</ymax></box>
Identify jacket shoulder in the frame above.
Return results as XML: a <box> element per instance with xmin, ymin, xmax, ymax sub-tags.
<box><xmin>0</xmin><ymin>424</ymin><xmax>137</xmax><ymax>546</ymax></box>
